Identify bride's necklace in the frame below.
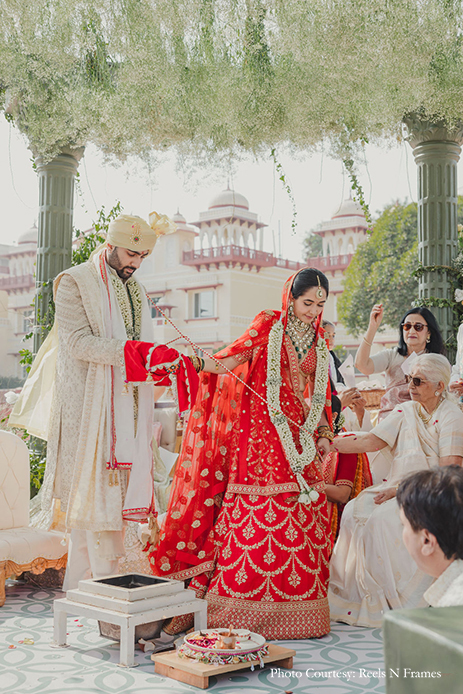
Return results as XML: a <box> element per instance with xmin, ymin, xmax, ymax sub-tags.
<box><xmin>286</xmin><ymin>304</ymin><xmax>315</xmax><ymax>358</ymax></box>
<box><xmin>418</xmin><ymin>397</ymin><xmax>443</xmax><ymax>425</ymax></box>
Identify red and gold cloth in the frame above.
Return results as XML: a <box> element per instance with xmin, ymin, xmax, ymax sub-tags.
<box><xmin>150</xmin><ymin>271</ymin><xmax>333</xmax><ymax>639</ymax></box>
<box><xmin>124</xmin><ymin>341</ymin><xmax>199</xmax><ymax>413</ymax></box>
<box><xmin>323</xmin><ymin>448</ymin><xmax>373</xmax><ymax>543</ymax></box>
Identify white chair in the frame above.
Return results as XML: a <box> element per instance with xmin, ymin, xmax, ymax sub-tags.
<box><xmin>153</xmin><ymin>405</ymin><xmax>179</xmax><ymax>453</ymax></box>
<box><xmin>0</xmin><ymin>430</ymin><xmax>68</xmax><ymax>606</ymax></box>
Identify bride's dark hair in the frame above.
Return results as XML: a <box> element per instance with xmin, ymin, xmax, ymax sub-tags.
<box><xmin>291</xmin><ymin>268</ymin><xmax>329</xmax><ymax>299</ymax></box>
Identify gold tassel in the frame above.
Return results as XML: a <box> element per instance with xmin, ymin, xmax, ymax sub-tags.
<box><xmin>109</xmin><ymin>471</ymin><xmax>113</xmax><ymax>486</ymax></box>
<box><xmin>114</xmin><ymin>470</ymin><xmax>119</xmax><ymax>486</ymax></box>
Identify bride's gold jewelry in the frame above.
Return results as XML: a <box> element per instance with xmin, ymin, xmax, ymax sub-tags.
<box><xmin>418</xmin><ymin>396</ymin><xmax>443</xmax><ymax>425</ymax></box>
<box><xmin>316</xmin><ymin>274</ymin><xmax>324</xmax><ymax>299</ymax></box>
<box><xmin>286</xmin><ymin>303</ymin><xmax>315</xmax><ymax>359</ymax></box>
<box><xmin>190</xmin><ymin>355</ymin><xmax>204</xmax><ymax>373</ymax></box>
<box><xmin>316</xmin><ymin>425</ymin><xmax>334</xmax><ymax>441</ymax></box>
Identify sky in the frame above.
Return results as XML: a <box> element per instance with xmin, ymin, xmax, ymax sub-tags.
<box><xmin>0</xmin><ymin>116</ymin><xmax>435</xmax><ymax>261</ymax></box>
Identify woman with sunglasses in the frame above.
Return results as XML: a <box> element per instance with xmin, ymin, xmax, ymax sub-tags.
<box><xmin>355</xmin><ymin>305</ymin><xmax>445</xmax><ymax>422</ymax></box>
<box><xmin>328</xmin><ymin>353</ymin><xmax>463</xmax><ymax>627</ymax></box>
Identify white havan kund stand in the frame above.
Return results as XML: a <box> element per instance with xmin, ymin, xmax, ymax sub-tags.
<box><xmin>53</xmin><ymin>573</ymin><xmax>207</xmax><ymax>667</ymax></box>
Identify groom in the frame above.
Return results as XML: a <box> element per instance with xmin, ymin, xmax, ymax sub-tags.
<box><xmin>39</xmin><ymin>212</ymin><xmax>192</xmax><ymax>589</ymax></box>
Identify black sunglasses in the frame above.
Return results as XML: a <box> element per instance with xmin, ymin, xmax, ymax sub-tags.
<box><xmin>404</xmin><ymin>375</ymin><xmax>428</xmax><ymax>387</ymax></box>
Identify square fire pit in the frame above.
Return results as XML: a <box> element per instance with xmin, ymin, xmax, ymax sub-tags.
<box><xmin>53</xmin><ymin>573</ymin><xmax>207</xmax><ymax>667</ymax></box>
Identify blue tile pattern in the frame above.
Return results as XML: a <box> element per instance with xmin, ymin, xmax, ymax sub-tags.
<box><xmin>0</xmin><ymin>581</ymin><xmax>385</xmax><ymax>693</ymax></box>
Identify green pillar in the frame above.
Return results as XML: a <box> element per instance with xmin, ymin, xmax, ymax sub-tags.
<box><xmin>403</xmin><ymin>117</ymin><xmax>463</xmax><ymax>352</ymax></box>
<box><xmin>33</xmin><ymin>147</ymin><xmax>84</xmax><ymax>353</ymax></box>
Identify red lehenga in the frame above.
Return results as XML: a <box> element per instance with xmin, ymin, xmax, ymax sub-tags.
<box><xmin>150</xmin><ymin>274</ymin><xmax>333</xmax><ymax>639</ymax></box>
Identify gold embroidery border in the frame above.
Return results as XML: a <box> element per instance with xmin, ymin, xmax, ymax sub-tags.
<box><xmin>207</xmin><ymin>592</ymin><xmax>329</xmax><ymax>613</ymax></box>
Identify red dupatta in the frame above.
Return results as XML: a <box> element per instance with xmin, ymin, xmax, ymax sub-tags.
<box><xmin>151</xmin><ymin>269</ymin><xmax>332</xmax><ymax>579</ymax></box>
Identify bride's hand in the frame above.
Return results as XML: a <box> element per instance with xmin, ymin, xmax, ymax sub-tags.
<box><xmin>317</xmin><ymin>437</ymin><xmax>331</xmax><ymax>459</ymax></box>
<box><xmin>373</xmin><ymin>487</ymin><xmax>396</xmax><ymax>505</ymax></box>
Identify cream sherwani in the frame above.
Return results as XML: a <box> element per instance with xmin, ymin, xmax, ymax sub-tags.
<box><xmin>29</xmin><ymin>257</ymin><xmax>157</xmax><ymax>588</ymax></box>
<box><xmin>44</xmin><ymin>262</ymin><xmax>127</xmax><ymax>534</ymax></box>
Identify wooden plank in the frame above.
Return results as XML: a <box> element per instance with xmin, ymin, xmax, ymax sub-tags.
<box><xmin>152</xmin><ymin>643</ymin><xmax>296</xmax><ymax>687</ymax></box>
<box><xmin>155</xmin><ymin>661</ymin><xmax>208</xmax><ymax>689</ymax></box>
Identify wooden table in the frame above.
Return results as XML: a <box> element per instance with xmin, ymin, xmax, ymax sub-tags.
<box><xmin>152</xmin><ymin>643</ymin><xmax>296</xmax><ymax>689</ymax></box>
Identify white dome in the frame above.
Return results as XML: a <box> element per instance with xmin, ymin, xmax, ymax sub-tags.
<box><xmin>332</xmin><ymin>198</ymin><xmax>365</xmax><ymax>219</ymax></box>
<box><xmin>18</xmin><ymin>223</ymin><xmax>38</xmax><ymax>245</ymax></box>
<box><xmin>172</xmin><ymin>211</ymin><xmax>186</xmax><ymax>224</ymax></box>
<box><xmin>209</xmin><ymin>188</ymin><xmax>249</xmax><ymax>210</ymax></box>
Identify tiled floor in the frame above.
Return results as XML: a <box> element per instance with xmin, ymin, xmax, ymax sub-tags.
<box><xmin>0</xmin><ymin>581</ymin><xmax>386</xmax><ymax>693</ymax></box>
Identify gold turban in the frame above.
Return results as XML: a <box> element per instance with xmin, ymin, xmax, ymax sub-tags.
<box><xmin>107</xmin><ymin>212</ymin><xmax>176</xmax><ymax>254</ymax></box>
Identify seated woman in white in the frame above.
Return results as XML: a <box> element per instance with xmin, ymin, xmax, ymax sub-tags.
<box><xmin>328</xmin><ymin>353</ymin><xmax>463</xmax><ymax>627</ymax></box>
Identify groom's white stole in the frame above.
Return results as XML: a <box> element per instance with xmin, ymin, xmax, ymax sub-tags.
<box><xmin>94</xmin><ymin>249</ymin><xmax>156</xmax><ymax>521</ymax></box>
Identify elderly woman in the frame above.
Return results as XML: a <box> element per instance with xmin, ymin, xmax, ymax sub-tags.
<box><xmin>328</xmin><ymin>353</ymin><xmax>463</xmax><ymax>627</ymax></box>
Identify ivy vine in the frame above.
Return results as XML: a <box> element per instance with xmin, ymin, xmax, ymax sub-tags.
<box><xmin>270</xmin><ymin>148</ymin><xmax>297</xmax><ymax>235</ymax></box>
<box><xmin>342</xmin><ymin>157</ymin><xmax>373</xmax><ymax>230</ymax></box>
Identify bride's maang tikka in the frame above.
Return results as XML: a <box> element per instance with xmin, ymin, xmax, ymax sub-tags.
<box><xmin>316</xmin><ymin>273</ymin><xmax>324</xmax><ymax>299</ymax></box>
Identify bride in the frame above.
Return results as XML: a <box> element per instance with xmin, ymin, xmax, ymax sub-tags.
<box><xmin>150</xmin><ymin>268</ymin><xmax>334</xmax><ymax>639</ymax></box>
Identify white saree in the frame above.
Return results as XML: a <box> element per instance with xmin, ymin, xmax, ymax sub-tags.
<box><xmin>328</xmin><ymin>398</ymin><xmax>463</xmax><ymax>627</ymax></box>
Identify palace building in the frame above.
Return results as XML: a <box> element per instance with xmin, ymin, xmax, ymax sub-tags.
<box><xmin>138</xmin><ymin>187</ymin><xmax>305</xmax><ymax>356</ymax></box>
<box><xmin>0</xmin><ymin>190</ymin><xmax>398</xmax><ymax>379</ymax></box>
<box><xmin>305</xmin><ymin>197</ymin><xmax>397</xmax><ymax>357</ymax></box>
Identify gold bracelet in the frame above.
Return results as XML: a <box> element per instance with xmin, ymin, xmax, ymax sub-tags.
<box><xmin>316</xmin><ymin>426</ymin><xmax>334</xmax><ymax>441</ymax></box>
<box><xmin>363</xmin><ymin>337</ymin><xmax>373</xmax><ymax>347</ymax></box>
<box><xmin>190</xmin><ymin>355</ymin><xmax>202</xmax><ymax>373</ymax></box>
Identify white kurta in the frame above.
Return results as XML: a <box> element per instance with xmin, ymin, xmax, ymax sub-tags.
<box><xmin>328</xmin><ymin>398</ymin><xmax>463</xmax><ymax>627</ymax></box>
<box><xmin>424</xmin><ymin>559</ymin><xmax>463</xmax><ymax>607</ymax></box>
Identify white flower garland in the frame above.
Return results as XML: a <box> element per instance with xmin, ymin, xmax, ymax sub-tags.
<box><xmin>266</xmin><ymin>320</ymin><xmax>330</xmax><ymax>504</ymax></box>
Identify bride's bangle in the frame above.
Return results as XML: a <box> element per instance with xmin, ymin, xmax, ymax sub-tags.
<box><xmin>363</xmin><ymin>337</ymin><xmax>373</xmax><ymax>347</ymax></box>
<box><xmin>190</xmin><ymin>355</ymin><xmax>205</xmax><ymax>373</ymax></box>
<box><xmin>316</xmin><ymin>426</ymin><xmax>334</xmax><ymax>441</ymax></box>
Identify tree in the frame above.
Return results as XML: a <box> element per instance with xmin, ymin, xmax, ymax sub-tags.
<box><xmin>338</xmin><ymin>202</ymin><xmax>419</xmax><ymax>336</ymax></box>
<box><xmin>303</xmin><ymin>228</ymin><xmax>323</xmax><ymax>259</ymax></box>
<box><xmin>339</xmin><ymin>196</ymin><xmax>463</xmax><ymax>338</ymax></box>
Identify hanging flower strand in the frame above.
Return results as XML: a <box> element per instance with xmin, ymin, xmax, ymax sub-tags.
<box><xmin>342</xmin><ymin>157</ymin><xmax>373</xmax><ymax>230</ymax></box>
<box><xmin>270</xmin><ymin>148</ymin><xmax>298</xmax><ymax>235</ymax></box>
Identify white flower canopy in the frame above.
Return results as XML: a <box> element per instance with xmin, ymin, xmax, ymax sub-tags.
<box><xmin>1</xmin><ymin>0</ymin><xmax>463</xmax><ymax>162</ymax></box>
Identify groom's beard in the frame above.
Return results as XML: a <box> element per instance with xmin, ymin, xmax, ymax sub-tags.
<box><xmin>107</xmin><ymin>248</ymin><xmax>135</xmax><ymax>280</ymax></box>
